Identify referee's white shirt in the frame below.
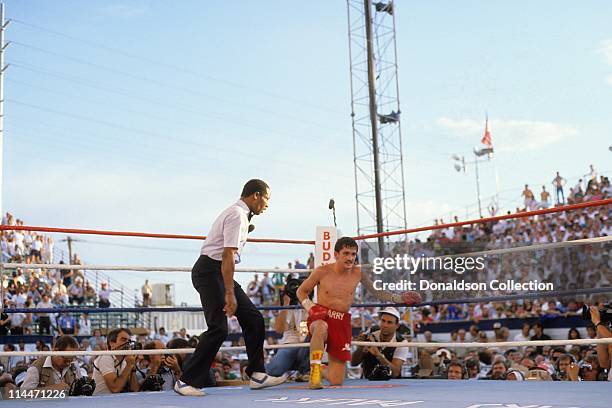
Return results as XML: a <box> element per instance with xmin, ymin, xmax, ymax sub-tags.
<box><xmin>201</xmin><ymin>200</ymin><xmax>250</xmax><ymax>263</ymax></box>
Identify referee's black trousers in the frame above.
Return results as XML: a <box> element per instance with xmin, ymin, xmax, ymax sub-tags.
<box><xmin>181</xmin><ymin>255</ymin><xmax>266</xmax><ymax>388</ymax></box>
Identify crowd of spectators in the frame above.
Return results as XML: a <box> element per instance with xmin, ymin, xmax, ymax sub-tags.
<box><xmin>1</xmin><ymin>213</ymin><xmax>119</xmax><ymax>336</ymax></box>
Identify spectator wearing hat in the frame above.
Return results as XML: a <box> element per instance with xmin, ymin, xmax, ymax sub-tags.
<box><xmin>351</xmin><ymin>307</ymin><xmax>409</xmax><ymax>379</ymax></box>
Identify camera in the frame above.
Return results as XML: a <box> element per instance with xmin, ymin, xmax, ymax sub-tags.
<box><xmin>581</xmin><ymin>303</ymin><xmax>612</xmax><ymax>327</ymax></box>
<box><xmin>140</xmin><ymin>373</ymin><xmax>165</xmax><ymax>391</ymax></box>
<box><xmin>69</xmin><ymin>377</ymin><xmax>96</xmax><ymax>396</ymax></box>
<box><xmin>282</xmin><ymin>278</ymin><xmax>306</xmax><ymax>305</ymax></box>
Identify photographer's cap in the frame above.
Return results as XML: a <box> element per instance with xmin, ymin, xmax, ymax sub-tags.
<box><xmin>378</xmin><ymin>307</ymin><xmax>401</xmax><ymax>322</ymax></box>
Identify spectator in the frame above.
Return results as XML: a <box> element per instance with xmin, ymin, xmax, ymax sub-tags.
<box><xmin>57</xmin><ymin>312</ymin><xmax>77</xmax><ymax>335</ymax></box>
<box><xmin>351</xmin><ymin>308</ymin><xmax>409</xmax><ymax>379</ymax></box>
<box><xmin>8</xmin><ymin>302</ymin><xmax>26</xmax><ymax>335</ymax></box>
<box><xmin>142</xmin><ymin>280</ymin><xmax>153</xmax><ymax>307</ymax></box>
<box><xmin>20</xmin><ymin>335</ymin><xmax>83</xmax><ymax>391</ymax></box>
<box><xmin>89</xmin><ymin>329</ymin><xmax>106</xmax><ymax>350</ymax></box>
<box><xmin>155</xmin><ymin>327</ymin><xmax>170</xmax><ymax>345</ymax></box>
<box><xmin>221</xmin><ymin>359</ymin><xmax>237</xmax><ymax>380</ymax></box>
<box><xmin>540</xmin><ymin>186</ymin><xmax>550</xmax><ymax>209</ymax></box>
<box><xmin>446</xmin><ymin>362</ymin><xmax>465</xmax><ymax>380</ymax></box>
<box><xmin>78</xmin><ymin>313</ymin><xmax>92</xmax><ymax>337</ymax></box>
<box><xmin>68</xmin><ymin>278</ymin><xmax>85</xmax><ymax>305</ymax></box>
<box><xmin>92</xmin><ymin>328</ymin><xmax>139</xmax><ymax>394</ymax></box>
<box><xmin>552</xmin><ymin>171</ymin><xmax>566</xmax><ymax>204</ymax></box>
<box><xmin>0</xmin><ymin>304</ymin><xmax>10</xmax><ymax>336</ymax></box>
<box><xmin>307</xmin><ymin>253</ymin><xmax>315</xmax><ymax>269</ymax></box>
<box><xmin>531</xmin><ymin>322</ymin><xmax>551</xmax><ymax>354</ymax></box>
<box><xmin>35</xmin><ymin>294</ymin><xmax>53</xmax><ymax>335</ymax></box>
<box><xmin>98</xmin><ymin>282</ymin><xmax>111</xmax><ymax>308</ymax></box>
<box><xmin>82</xmin><ymin>281</ymin><xmax>96</xmax><ymax>305</ymax></box>
<box><xmin>522</xmin><ymin>184</ymin><xmax>535</xmax><ymax>210</ymax></box>
<box><xmin>489</xmin><ymin>360</ymin><xmax>508</xmax><ymax>380</ymax></box>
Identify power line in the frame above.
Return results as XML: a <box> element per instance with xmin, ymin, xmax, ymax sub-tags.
<box><xmin>8</xmin><ymin>41</ymin><xmax>346</xmax><ymax>133</ymax></box>
<box><xmin>9</xmin><ymin>18</ymin><xmax>346</xmax><ymax>116</ymax></box>
<box><xmin>8</xmin><ymin>62</ymin><xmax>347</xmax><ymax>149</ymax></box>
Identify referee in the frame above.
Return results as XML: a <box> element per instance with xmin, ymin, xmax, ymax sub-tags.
<box><xmin>175</xmin><ymin>179</ymin><xmax>286</xmax><ymax>396</ymax></box>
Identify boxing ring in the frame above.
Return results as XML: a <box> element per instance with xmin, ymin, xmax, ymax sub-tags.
<box><xmin>1</xmin><ymin>199</ymin><xmax>611</xmax><ymax>407</ymax></box>
<box><xmin>1</xmin><ymin>379</ymin><xmax>609</xmax><ymax>408</ymax></box>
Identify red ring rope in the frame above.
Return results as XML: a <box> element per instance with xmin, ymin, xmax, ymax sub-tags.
<box><xmin>1</xmin><ymin>198</ymin><xmax>609</xmax><ymax>244</ymax></box>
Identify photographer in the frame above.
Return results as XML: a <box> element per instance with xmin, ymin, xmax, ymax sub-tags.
<box><xmin>589</xmin><ymin>305</ymin><xmax>611</xmax><ymax>381</ymax></box>
<box><xmin>20</xmin><ymin>335</ymin><xmax>88</xmax><ymax>392</ymax></box>
<box><xmin>351</xmin><ymin>307</ymin><xmax>409</xmax><ymax>379</ymax></box>
<box><xmin>136</xmin><ymin>340</ymin><xmax>181</xmax><ymax>391</ymax></box>
<box><xmin>266</xmin><ymin>287</ymin><xmax>309</xmax><ymax>381</ymax></box>
<box><xmin>92</xmin><ymin>328</ymin><xmax>139</xmax><ymax>394</ymax></box>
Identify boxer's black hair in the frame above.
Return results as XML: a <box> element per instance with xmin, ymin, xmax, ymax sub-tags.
<box><xmin>334</xmin><ymin>236</ymin><xmax>358</xmax><ymax>252</ymax></box>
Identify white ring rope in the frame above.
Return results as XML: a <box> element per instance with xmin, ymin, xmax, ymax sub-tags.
<box><xmin>1</xmin><ymin>264</ymin><xmax>309</xmax><ymax>274</ymax></box>
<box><xmin>1</xmin><ymin>338</ymin><xmax>610</xmax><ymax>357</ymax></box>
<box><xmin>4</xmin><ymin>235</ymin><xmax>610</xmax><ymax>273</ymax></box>
<box><xmin>439</xmin><ymin>235</ymin><xmax>612</xmax><ymax>260</ymax></box>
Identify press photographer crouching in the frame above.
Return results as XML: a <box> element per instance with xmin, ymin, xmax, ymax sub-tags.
<box><xmin>136</xmin><ymin>340</ymin><xmax>181</xmax><ymax>391</ymax></box>
<box><xmin>20</xmin><ymin>335</ymin><xmax>95</xmax><ymax>396</ymax></box>
<box><xmin>266</xmin><ymin>278</ymin><xmax>310</xmax><ymax>381</ymax></box>
<box><xmin>92</xmin><ymin>328</ymin><xmax>140</xmax><ymax>394</ymax></box>
<box><xmin>351</xmin><ymin>307</ymin><xmax>409</xmax><ymax>380</ymax></box>
<box><xmin>584</xmin><ymin>303</ymin><xmax>611</xmax><ymax>381</ymax></box>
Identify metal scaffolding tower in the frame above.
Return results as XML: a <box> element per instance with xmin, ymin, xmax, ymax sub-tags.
<box><xmin>347</xmin><ymin>0</ymin><xmax>407</xmax><ymax>260</ymax></box>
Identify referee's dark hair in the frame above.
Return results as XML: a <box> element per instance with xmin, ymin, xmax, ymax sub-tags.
<box><xmin>241</xmin><ymin>179</ymin><xmax>269</xmax><ymax>198</ymax></box>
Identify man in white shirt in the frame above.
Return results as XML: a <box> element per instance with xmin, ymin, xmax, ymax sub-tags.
<box><xmin>78</xmin><ymin>313</ymin><xmax>92</xmax><ymax>337</ymax></box>
<box><xmin>92</xmin><ymin>328</ymin><xmax>139</xmax><ymax>394</ymax></box>
<box><xmin>176</xmin><ymin>179</ymin><xmax>285</xmax><ymax>397</ymax></box>
<box><xmin>36</xmin><ymin>294</ymin><xmax>54</xmax><ymax>335</ymax></box>
<box><xmin>351</xmin><ymin>307</ymin><xmax>410</xmax><ymax>379</ymax></box>
<box><xmin>20</xmin><ymin>335</ymin><xmax>82</xmax><ymax>391</ymax></box>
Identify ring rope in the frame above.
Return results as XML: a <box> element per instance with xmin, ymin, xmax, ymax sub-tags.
<box><xmin>3</xmin><ymin>287</ymin><xmax>611</xmax><ymax>314</ymax></box>
<box><xmin>1</xmin><ymin>199</ymin><xmax>608</xmax><ymax>245</ymax></box>
<box><xmin>437</xmin><ymin>235</ymin><xmax>612</xmax><ymax>259</ymax></box>
<box><xmin>352</xmin><ymin>198</ymin><xmax>611</xmax><ymax>241</ymax></box>
<box><xmin>1</xmin><ymin>338</ymin><xmax>611</xmax><ymax>358</ymax></box>
<box><xmin>4</xmin><ymin>235</ymin><xmax>610</xmax><ymax>273</ymax></box>
<box><xmin>1</xmin><ymin>263</ymin><xmax>306</xmax><ymax>274</ymax></box>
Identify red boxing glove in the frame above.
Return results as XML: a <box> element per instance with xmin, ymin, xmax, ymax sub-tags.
<box><xmin>308</xmin><ymin>304</ymin><xmax>328</xmax><ymax>322</ymax></box>
<box><xmin>401</xmin><ymin>291</ymin><xmax>422</xmax><ymax>306</ymax></box>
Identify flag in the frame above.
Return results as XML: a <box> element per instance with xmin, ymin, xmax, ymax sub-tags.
<box><xmin>481</xmin><ymin>115</ymin><xmax>492</xmax><ymax>148</ymax></box>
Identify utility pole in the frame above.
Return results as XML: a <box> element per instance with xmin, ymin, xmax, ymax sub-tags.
<box><xmin>0</xmin><ymin>2</ymin><xmax>9</xmax><ymax>314</ymax></box>
<box><xmin>61</xmin><ymin>236</ymin><xmax>79</xmax><ymax>264</ymax></box>
<box><xmin>0</xmin><ymin>2</ymin><xmax>7</xmax><ymax>219</ymax></box>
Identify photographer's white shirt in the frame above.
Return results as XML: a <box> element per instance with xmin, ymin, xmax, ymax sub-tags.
<box><xmin>279</xmin><ymin>310</ymin><xmax>306</xmax><ymax>344</ymax></box>
<box><xmin>369</xmin><ymin>330</ymin><xmax>410</xmax><ymax>361</ymax></box>
<box><xmin>92</xmin><ymin>355</ymin><xmax>127</xmax><ymax>395</ymax></box>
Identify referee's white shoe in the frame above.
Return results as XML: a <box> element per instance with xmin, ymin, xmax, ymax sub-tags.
<box><xmin>249</xmin><ymin>372</ymin><xmax>287</xmax><ymax>390</ymax></box>
<box><xmin>174</xmin><ymin>380</ymin><xmax>206</xmax><ymax>396</ymax></box>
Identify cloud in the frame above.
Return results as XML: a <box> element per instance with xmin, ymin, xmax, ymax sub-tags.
<box><xmin>436</xmin><ymin>117</ymin><xmax>578</xmax><ymax>152</ymax></box>
<box><xmin>607</xmin><ymin>74</ymin><xmax>612</xmax><ymax>86</ymax></box>
<box><xmin>597</xmin><ymin>39</ymin><xmax>612</xmax><ymax>66</ymax></box>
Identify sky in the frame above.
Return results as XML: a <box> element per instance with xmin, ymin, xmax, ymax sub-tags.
<box><xmin>2</xmin><ymin>1</ymin><xmax>612</xmax><ymax>306</ymax></box>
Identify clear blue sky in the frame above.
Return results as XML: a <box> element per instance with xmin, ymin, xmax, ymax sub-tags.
<box><xmin>3</xmin><ymin>1</ymin><xmax>611</xmax><ymax>305</ymax></box>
